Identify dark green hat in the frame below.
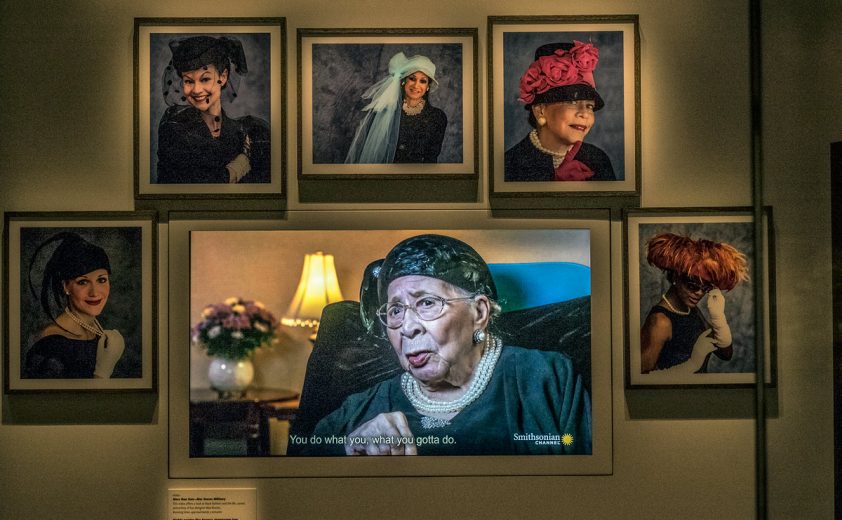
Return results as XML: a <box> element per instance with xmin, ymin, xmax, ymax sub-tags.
<box><xmin>376</xmin><ymin>234</ymin><xmax>497</xmax><ymax>304</ymax></box>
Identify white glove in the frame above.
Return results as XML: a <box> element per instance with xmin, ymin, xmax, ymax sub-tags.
<box><xmin>94</xmin><ymin>329</ymin><xmax>125</xmax><ymax>378</ymax></box>
<box><xmin>705</xmin><ymin>289</ymin><xmax>732</xmax><ymax>347</ymax></box>
<box><xmin>226</xmin><ymin>153</ymin><xmax>251</xmax><ymax>183</ymax></box>
<box><xmin>653</xmin><ymin>330</ymin><xmax>716</xmax><ymax>375</ymax></box>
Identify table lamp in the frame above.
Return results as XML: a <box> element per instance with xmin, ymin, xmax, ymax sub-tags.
<box><xmin>281</xmin><ymin>251</ymin><xmax>344</xmax><ymax>338</ymax></box>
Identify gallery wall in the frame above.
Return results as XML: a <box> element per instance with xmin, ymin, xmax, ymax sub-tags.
<box><xmin>0</xmin><ymin>0</ymin><xmax>838</xmax><ymax>518</ymax></box>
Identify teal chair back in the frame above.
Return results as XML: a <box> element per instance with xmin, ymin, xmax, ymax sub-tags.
<box><xmin>489</xmin><ymin>262</ymin><xmax>590</xmax><ymax>312</ymax></box>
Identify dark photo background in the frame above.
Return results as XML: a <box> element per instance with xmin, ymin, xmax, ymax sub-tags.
<box><xmin>503</xmin><ymin>31</ymin><xmax>625</xmax><ymax>181</ymax></box>
<box><xmin>148</xmin><ymin>32</ymin><xmax>272</xmax><ymax>183</ymax></box>
<box><xmin>19</xmin><ymin>227</ymin><xmax>144</xmax><ymax>378</ymax></box>
<box><xmin>637</xmin><ymin>221</ymin><xmax>757</xmax><ymax>373</ymax></box>
<box><xmin>310</xmin><ymin>42</ymin><xmax>464</xmax><ymax>164</ymax></box>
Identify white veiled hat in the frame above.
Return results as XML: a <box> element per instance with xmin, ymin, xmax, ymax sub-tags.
<box><xmin>390</xmin><ymin>52</ymin><xmax>439</xmax><ymax>90</ymax></box>
<box><xmin>344</xmin><ymin>51</ymin><xmax>441</xmax><ymax>164</ymax></box>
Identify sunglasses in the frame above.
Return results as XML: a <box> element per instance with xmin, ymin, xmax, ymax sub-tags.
<box><xmin>680</xmin><ymin>276</ymin><xmax>715</xmax><ymax>294</ymax></box>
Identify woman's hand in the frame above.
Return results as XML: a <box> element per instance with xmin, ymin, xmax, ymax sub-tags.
<box><xmin>686</xmin><ymin>330</ymin><xmax>717</xmax><ymax>370</ymax></box>
<box><xmin>93</xmin><ymin>330</ymin><xmax>125</xmax><ymax>378</ymax></box>
<box><xmin>226</xmin><ymin>154</ymin><xmax>251</xmax><ymax>183</ymax></box>
<box><xmin>345</xmin><ymin>412</ymin><xmax>418</xmax><ymax>456</ymax></box>
<box><xmin>704</xmin><ymin>289</ymin><xmax>733</xmax><ymax>347</ymax></box>
<box><xmin>652</xmin><ymin>330</ymin><xmax>716</xmax><ymax>375</ymax></box>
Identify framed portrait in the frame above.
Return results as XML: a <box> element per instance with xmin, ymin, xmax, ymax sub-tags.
<box><xmin>134</xmin><ymin>18</ymin><xmax>286</xmax><ymax>199</ymax></box>
<box><xmin>297</xmin><ymin>28</ymin><xmax>478</xmax><ymax>179</ymax></box>
<box><xmin>168</xmin><ymin>210</ymin><xmax>611</xmax><ymax>477</ymax></box>
<box><xmin>488</xmin><ymin>15</ymin><xmax>640</xmax><ymax>199</ymax></box>
<box><xmin>624</xmin><ymin>208</ymin><xmax>776</xmax><ymax>388</ymax></box>
<box><xmin>3</xmin><ymin>212</ymin><xmax>157</xmax><ymax>392</ymax></box>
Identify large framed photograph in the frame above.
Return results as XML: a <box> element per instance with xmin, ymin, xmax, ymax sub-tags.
<box><xmin>488</xmin><ymin>15</ymin><xmax>639</xmax><ymax>198</ymax></box>
<box><xmin>624</xmin><ymin>208</ymin><xmax>776</xmax><ymax>388</ymax></box>
<box><xmin>3</xmin><ymin>212</ymin><xmax>157</xmax><ymax>392</ymax></box>
<box><xmin>168</xmin><ymin>211</ymin><xmax>611</xmax><ymax>477</ymax></box>
<box><xmin>298</xmin><ymin>28</ymin><xmax>478</xmax><ymax>179</ymax></box>
<box><xmin>134</xmin><ymin>18</ymin><xmax>286</xmax><ymax>199</ymax></box>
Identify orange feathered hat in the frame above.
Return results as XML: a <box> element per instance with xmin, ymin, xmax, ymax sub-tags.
<box><xmin>646</xmin><ymin>233</ymin><xmax>749</xmax><ymax>291</ymax></box>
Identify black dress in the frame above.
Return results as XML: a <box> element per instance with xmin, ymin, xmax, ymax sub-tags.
<box><xmin>504</xmin><ymin>135</ymin><xmax>615</xmax><ymax>181</ymax></box>
<box><xmin>156</xmin><ymin>105</ymin><xmax>271</xmax><ymax>184</ymax></box>
<box><xmin>647</xmin><ymin>306</ymin><xmax>708</xmax><ymax>371</ymax></box>
<box><xmin>24</xmin><ymin>335</ymin><xmax>98</xmax><ymax>378</ymax></box>
<box><xmin>393</xmin><ymin>102</ymin><xmax>447</xmax><ymax>163</ymax></box>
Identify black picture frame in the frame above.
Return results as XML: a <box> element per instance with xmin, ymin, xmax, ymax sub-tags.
<box><xmin>134</xmin><ymin>17</ymin><xmax>286</xmax><ymax>201</ymax></box>
<box><xmin>623</xmin><ymin>207</ymin><xmax>777</xmax><ymax>388</ymax></box>
<box><xmin>296</xmin><ymin>28</ymin><xmax>479</xmax><ymax>202</ymax></box>
<box><xmin>3</xmin><ymin>211</ymin><xmax>158</xmax><ymax>392</ymax></box>
<box><xmin>488</xmin><ymin>15</ymin><xmax>640</xmax><ymax>205</ymax></box>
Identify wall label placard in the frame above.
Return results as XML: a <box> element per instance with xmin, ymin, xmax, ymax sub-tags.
<box><xmin>168</xmin><ymin>488</ymin><xmax>256</xmax><ymax>520</ymax></box>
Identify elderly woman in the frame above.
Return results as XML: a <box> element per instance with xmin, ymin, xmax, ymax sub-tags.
<box><xmin>24</xmin><ymin>233</ymin><xmax>125</xmax><ymax>379</ymax></box>
<box><xmin>345</xmin><ymin>52</ymin><xmax>447</xmax><ymax>164</ymax></box>
<box><xmin>641</xmin><ymin>233</ymin><xmax>749</xmax><ymax>374</ymax></box>
<box><xmin>156</xmin><ymin>35</ymin><xmax>270</xmax><ymax>184</ymax></box>
<box><xmin>303</xmin><ymin>234</ymin><xmax>590</xmax><ymax>456</ymax></box>
<box><xmin>505</xmin><ymin>41</ymin><xmax>615</xmax><ymax>181</ymax></box>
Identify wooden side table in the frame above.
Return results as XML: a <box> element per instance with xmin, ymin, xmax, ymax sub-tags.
<box><xmin>189</xmin><ymin>387</ymin><xmax>299</xmax><ymax>457</ymax></box>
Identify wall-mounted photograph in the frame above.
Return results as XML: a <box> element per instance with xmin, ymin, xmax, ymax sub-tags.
<box><xmin>624</xmin><ymin>208</ymin><xmax>776</xmax><ymax>388</ymax></box>
<box><xmin>488</xmin><ymin>15</ymin><xmax>639</xmax><ymax>198</ymax></box>
<box><xmin>3</xmin><ymin>212</ymin><xmax>157</xmax><ymax>392</ymax></box>
<box><xmin>134</xmin><ymin>18</ymin><xmax>286</xmax><ymax>199</ymax></box>
<box><xmin>298</xmin><ymin>28</ymin><xmax>478</xmax><ymax>179</ymax></box>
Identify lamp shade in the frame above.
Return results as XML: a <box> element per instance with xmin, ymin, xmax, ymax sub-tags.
<box><xmin>282</xmin><ymin>252</ymin><xmax>344</xmax><ymax>327</ymax></box>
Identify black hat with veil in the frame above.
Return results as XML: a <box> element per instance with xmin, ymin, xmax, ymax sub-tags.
<box><xmin>161</xmin><ymin>35</ymin><xmax>248</xmax><ymax>106</ymax></box>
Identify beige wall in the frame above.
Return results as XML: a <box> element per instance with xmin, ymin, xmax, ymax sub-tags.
<box><xmin>0</xmin><ymin>0</ymin><xmax>838</xmax><ymax>518</ymax></box>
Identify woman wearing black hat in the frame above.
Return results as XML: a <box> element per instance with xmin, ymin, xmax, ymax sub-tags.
<box><xmin>156</xmin><ymin>35</ymin><xmax>270</xmax><ymax>184</ymax></box>
<box><xmin>24</xmin><ymin>233</ymin><xmax>125</xmax><ymax>379</ymax></box>
<box><xmin>505</xmin><ymin>41</ymin><xmax>615</xmax><ymax>182</ymax></box>
<box><xmin>302</xmin><ymin>234</ymin><xmax>591</xmax><ymax>456</ymax></box>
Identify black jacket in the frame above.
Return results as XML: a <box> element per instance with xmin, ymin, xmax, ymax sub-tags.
<box><xmin>393</xmin><ymin>103</ymin><xmax>447</xmax><ymax>163</ymax></box>
<box><xmin>156</xmin><ymin>105</ymin><xmax>270</xmax><ymax>184</ymax></box>
<box><xmin>504</xmin><ymin>135</ymin><xmax>615</xmax><ymax>182</ymax></box>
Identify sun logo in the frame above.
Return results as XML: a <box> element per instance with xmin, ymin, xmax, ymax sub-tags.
<box><xmin>561</xmin><ymin>433</ymin><xmax>574</xmax><ymax>446</ymax></box>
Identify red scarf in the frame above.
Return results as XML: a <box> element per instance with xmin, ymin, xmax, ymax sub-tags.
<box><xmin>554</xmin><ymin>141</ymin><xmax>594</xmax><ymax>181</ymax></box>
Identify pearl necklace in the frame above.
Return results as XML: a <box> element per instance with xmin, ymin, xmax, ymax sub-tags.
<box><xmin>529</xmin><ymin>129</ymin><xmax>570</xmax><ymax>169</ymax></box>
<box><xmin>64</xmin><ymin>307</ymin><xmax>105</xmax><ymax>337</ymax></box>
<box><xmin>660</xmin><ymin>294</ymin><xmax>690</xmax><ymax>316</ymax></box>
<box><xmin>401</xmin><ymin>335</ymin><xmax>502</xmax><ymax>415</ymax></box>
<box><xmin>402</xmin><ymin>98</ymin><xmax>425</xmax><ymax>116</ymax></box>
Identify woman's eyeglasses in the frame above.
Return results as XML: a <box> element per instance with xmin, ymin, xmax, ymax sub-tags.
<box><xmin>377</xmin><ymin>294</ymin><xmax>476</xmax><ymax>329</ymax></box>
<box><xmin>681</xmin><ymin>276</ymin><xmax>715</xmax><ymax>294</ymax></box>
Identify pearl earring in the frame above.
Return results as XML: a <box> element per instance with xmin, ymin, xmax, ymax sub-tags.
<box><xmin>472</xmin><ymin>329</ymin><xmax>486</xmax><ymax>344</ymax></box>
<box><xmin>537</xmin><ymin>115</ymin><xmax>547</xmax><ymax>127</ymax></box>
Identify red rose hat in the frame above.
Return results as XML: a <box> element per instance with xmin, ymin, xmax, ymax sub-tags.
<box><xmin>518</xmin><ymin>41</ymin><xmax>604</xmax><ymax>111</ymax></box>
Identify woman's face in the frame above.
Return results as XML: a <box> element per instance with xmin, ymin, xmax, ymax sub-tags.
<box><xmin>402</xmin><ymin>71</ymin><xmax>431</xmax><ymax>104</ymax></box>
<box><xmin>63</xmin><ymin>268</ymin><xmax>110</xmax><ymax>318</ymax></box>
<box><xmin>535</xmin><ymin>99</ymin><xmax>596</xmax><ymax>149</ymax></box>
<box><xmin>672</xmin><ymin>275</ymin><xmax>714</xmax><ymax>310</ymax></box>
<box><xmin>385</xmin><ymin>275</ymin><xmax>489</xmax><ymax>391</ymax></box>
<box><xmin>180</xmin><ymin>64</ymin><xmax>229</xmax><ymax>112</ymax></box>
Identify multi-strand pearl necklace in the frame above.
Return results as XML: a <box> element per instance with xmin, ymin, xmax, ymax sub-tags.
<box><xmin>529</xmin><ymin>129</ymin><xmax>570</xmax><ymax>169</ymax></box>
<box><xmin>660</xmin><ymin>294</ymin><xmax>690</xmax><ymax>316</ymax></box>
<box><xmin>64</xmin><ymin>308</ymin><xmax>104</xmax><ymax>337</ymax></box>
<box><xmin>402</xmin><ymin>98</ymin><xmax>425</xmax><ymax>116</ymax></box>
<box><xmin>401</xmin><ymin>334</ymin><xmax>502</xmax><ymax>415</ymax></box>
